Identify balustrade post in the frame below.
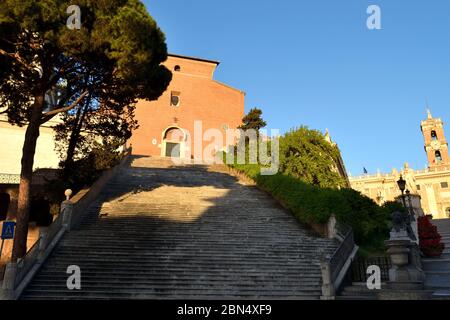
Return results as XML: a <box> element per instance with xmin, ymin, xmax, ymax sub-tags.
<box><xmin>326</xmin><ymin>215</ymin><xmax>338</xmax><ymax>239</ymax></box>
<box><xmin>320</xmin><ymin>257</ymin><xmax>335</xmax><ymax>300</ymax></box>
<box><xmin>37</xmin><ymin>228</ymin><xmax>48</xmax><ymax>262</ymax></box>
<box><xmin>0</xmin><ymin>262</ymin><xmax>17</xmax><ymax>300</ymax></box>
<box><xmin>61</xmin><ymin>189</ymin><xmax>73</xmax><ymax>231</ymax></box>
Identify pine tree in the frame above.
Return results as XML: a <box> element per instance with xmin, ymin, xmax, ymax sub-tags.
<box><xmin>238</xmin><ymin>108</ymin><xmax>267</xmax><ymax>133</ymax></box>
<box><xmin>0</xmin><ymin>0</ymin><xmax>172</xmax><ymax>260</ymax></box>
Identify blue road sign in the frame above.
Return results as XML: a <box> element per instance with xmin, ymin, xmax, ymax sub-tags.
<box><xmin>1</xmin><ymin>221</ymin><xmax>15</xmax><ymax>239</ymax></box>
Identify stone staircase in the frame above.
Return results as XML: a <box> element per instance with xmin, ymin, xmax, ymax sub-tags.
<box><xmin>20</xmin><ymin>157</ymin><xmax>338</xmax><ymax>300</ymax></box>
<box><xmin>424</xmin><ymin>218</ymin><xmax>450</xmax><ymax>299</ymax></box>
<box><xmin>336</xmin><ymin>282</ymin><xmax>378</xmax><ymax>300</ymax></box>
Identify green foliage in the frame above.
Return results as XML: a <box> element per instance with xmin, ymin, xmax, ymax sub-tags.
<box><xmin>279</xmin><ymin>126</ymin><xmax>346</xmax><ymax>188</ymax></box>
<box><xmin>0</xmin><ymin>0</ymin><xmax>172</xmax><ymax>125</ymax></box>
<box><xmin>238</xmin><ymin>107</ymin><xmax>267</xmax><ymax>132</ymax></box>
<box><xmin>226</xmin><ymin>160</ymin><xmax>391</xmax><ymax>251</ymax></box>
<box><xmin>381</xmin><ymin>200</ymin><xmax>405</xmax><ymax>215</ymax></box>
<box><xmin>0</xmin><ymin>0</ymin><xmax>172</xmax><ymax>257</ymax></box>
<box><xmin>221</xmin><ymin>124</ymin><xmax>392</xmax><ymax>251</ymax></box>
<box><xmin>43</xmin><ymin>140</ymin><xmax>125</xmax><ymax>210</ymax></box>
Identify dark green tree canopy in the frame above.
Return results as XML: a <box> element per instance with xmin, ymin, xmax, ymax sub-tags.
<box><xmin>238</xmin><ymin>107</ymin><xmax>267</xmax><ymax>132</ymax></box>
<box><xmin>0</xmin><ymin>0</ymin><xmax>172</xmax><ymax>125</ymax></box>
<box><xmin>279</xmin><ymin>126</ymin><xmax>346</xmax><ymax>188</ymax></box>
<box><xmin>0</xmin><ymin>0</ymin><xmax>172</xmax><ymax>260</ymax></box>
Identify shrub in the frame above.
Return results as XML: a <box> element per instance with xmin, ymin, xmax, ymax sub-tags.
<box><xmin>41</xmin><ymin>143</ymin><xmax>126</xmax><ymax>216</ymax></box>
<box><xmin>279</xmin><ymin>127</ymin><xmax>346</xmax><ymax>188</ymax></box>
<box><xmin>226</xmin><ymin>160</ymin><xmax>391</xmax><ymax>251</ymax></box>
<box><xmin>63</xmin><ymin>142</ymin><xmax>123</xmax><ymax>191</ymax></box>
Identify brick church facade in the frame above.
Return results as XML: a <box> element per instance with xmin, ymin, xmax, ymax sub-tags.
<box><xmin>128</xmin><ymin>54</ymin><xmax>245</xmax><ymax>160</ymax></box>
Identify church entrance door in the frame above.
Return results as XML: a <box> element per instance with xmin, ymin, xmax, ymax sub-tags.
<box><xmin>165</xmin><ymin>142</ymin><xmax>180</xmax><ymax>158</ymax></box>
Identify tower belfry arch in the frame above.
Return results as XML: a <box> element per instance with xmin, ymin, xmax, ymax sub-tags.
<box><xmin>421</xmin><ymin>109</ymin><xmax>450</xmax><ymax>168</ymax></box>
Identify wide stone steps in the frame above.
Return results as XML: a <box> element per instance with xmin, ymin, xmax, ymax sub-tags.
<box><xmin>21</xmin><ymin>291</ymin><xmax>321</xmax><ymax>300</ymax></box>
<box><xmin>336</xmin><ymin>283</ymin><xmax>378</xmax><ymax>300</ymax></box>
<box><xmin>424</xmin><ymin>219</ymin><xmax>450</xmax><ymax>298</ymax></box>
<box><xmin>21</xmin><ymin>157</ymin><xmax>338</xmax><ymax>299</ymax></box>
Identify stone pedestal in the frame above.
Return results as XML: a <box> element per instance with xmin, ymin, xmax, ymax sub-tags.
<box><xmin>377</xmin><ymin>233</ymin><xmax>429</xmax><ymax>300</ymax></box>
<box><xmin>386</xmin><ymin>238</ymin><xmax>411</xmax><ymax>282</ymax></box>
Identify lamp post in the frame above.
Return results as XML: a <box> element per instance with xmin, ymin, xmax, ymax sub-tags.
<box><xmin>396</xmin><ymin>175</ymin><xmax>417</xmax><ymax>241</ymax></box>
<box><xmin>397</xmin><ymin>175</ymin><xmax>407</xmax><ymax>208</ymax></box>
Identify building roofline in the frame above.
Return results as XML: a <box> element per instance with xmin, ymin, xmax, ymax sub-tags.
<box><xmin>168</xmin><ymin>53</ymin><xmax>220</xmax><ymax>66</ymax></box>
<box><xmin>213</xmin><ymin>80</ymin><xmax>246</xmax><ymax>96</ymax></box>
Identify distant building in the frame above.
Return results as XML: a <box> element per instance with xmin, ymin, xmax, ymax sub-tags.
<box><xmin>128</xmin><ymin>54</ymin><xmax>245</xmax><ymax>160</ymax></box>
<box><xmin>350</xmin><ymin>110</ymin><xmax>450</xmax><ymax>219</ymax></box>
<box><xmin>0</xmin><ymin>114</ymin><xmax>60</xmax><ymax>178</ymax></box>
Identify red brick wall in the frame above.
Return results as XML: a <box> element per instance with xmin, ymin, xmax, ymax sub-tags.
<box><xmin>129</xmin><ymin>55</ymin><xmax>245</xmax><ymax>159</ymax></box>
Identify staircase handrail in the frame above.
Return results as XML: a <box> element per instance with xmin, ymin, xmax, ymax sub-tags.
<box><xmin>320</xmin><ymin>220</ymin><xmax>358</xmax><ymax>300</ymax></box>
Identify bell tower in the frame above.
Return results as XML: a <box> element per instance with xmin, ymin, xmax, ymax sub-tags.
<box><xmin>421</xmin><ymin>109</ymin><xmax>450</xmax><ymax>168</ymax></box>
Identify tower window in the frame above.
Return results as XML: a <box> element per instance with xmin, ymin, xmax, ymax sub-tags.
<box><xmin>170</xmin><ymin>91</ymin><xmax>180</xmax><ymax>107</ymax></box>
<box><xmin>435</xmin><ymin>151</ymin><xmax>442</xmax><ymax>163</ymax></box>
<box><xmin>174</xmin><ymin>65</ymin><xmax>181</xmax><ymax>72</ymax></box>
<box><xmin>431</xmin><ymin>130</ymin><xmax>438</xmax><ymax>141</ymax></box>
<box><xmin>441</xmin><ymin>182</ymin><xmax>449</xmax><ymax>189</ymax></box>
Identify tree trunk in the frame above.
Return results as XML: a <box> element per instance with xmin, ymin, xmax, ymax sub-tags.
<box><xmin>11</xmin><ymin>92</ymin><xmax>45</xmax><ymax>261</ymax></box>
<box><xmin>62</xmin><ymin>95</ymin><xmax>90</xmax><ymax>180</ymax></box>
<box><xmin>62</xmin><ymin>107</ymin><xmax>83</xmax><ymax>180</ymax></box>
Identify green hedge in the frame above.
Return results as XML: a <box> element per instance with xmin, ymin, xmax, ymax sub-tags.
<box><xmin>228</xmin><ymin>162</ymin><xmax>396</xmax><ymax>252</ymax></box>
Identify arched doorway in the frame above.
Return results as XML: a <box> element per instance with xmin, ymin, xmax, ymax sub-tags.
<box><xmin>161</xmin><ymin>126</ymin><xmax>186</xmax><ymax>158</ymax></box>
<box><xmin>0</xmin><ymin>193</ymin><xmax>10</xmax><ymax>221</ymax></box>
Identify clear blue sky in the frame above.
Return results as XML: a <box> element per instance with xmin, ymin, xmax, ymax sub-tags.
<box><xmin>143</xmin><ymin>0</ymin><xmax>450</xmax><ymax>176</ymax></box>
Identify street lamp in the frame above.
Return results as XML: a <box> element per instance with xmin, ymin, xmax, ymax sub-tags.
<box><xmin>397</xmin><ymin>175</ymin><xmax>406</xmax><ymax>193</ymax></box>
<box><xmin>397</xmin><ymin>175</ymin><xmax>407</xmax><ymax>207</ymax></box>
<box><xmin>396</xmin><ymin>176</ymin><xmax>417</xmax><ymax>241</ymax></box>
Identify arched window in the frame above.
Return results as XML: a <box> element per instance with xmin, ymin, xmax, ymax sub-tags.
<box><xmin>446</xmin><ymin>207</ymin><xmax>450</xmax><ymax>218</ymax></box>
<box><xmin>436</xmin><ymin>151</ymin><xmax>442</xmax><ymax>163</ymax></box>
<box><xmin>174</xmin><ymin>65</ymin><xmax>181</xmax><ymax>72</ymax></box>
<box><xmin>0</xmin><ymin>193</ymin><xmax>10</xmax><ymax>220</ymax></box>
<box><xmin>431</xmin><ymin>130</ymin><xmax>438</xmax><ymax>141</ymax></box>
<box><xmin>170</xmin><ymin>91</ymin><xmax>180</xmax><ymax>107</ymax></box>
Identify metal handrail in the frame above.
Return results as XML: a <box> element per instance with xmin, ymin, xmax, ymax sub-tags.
<box><xmin>328</xmin><ymin>224</ymin><xmax>355</xmax><ymax>283</ymax></box>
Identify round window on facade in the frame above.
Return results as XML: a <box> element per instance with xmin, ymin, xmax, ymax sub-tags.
<box><xmin>174</xmin><ymin>65</ymin><xmax>181</xmax><ymax>72</ymax></box>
